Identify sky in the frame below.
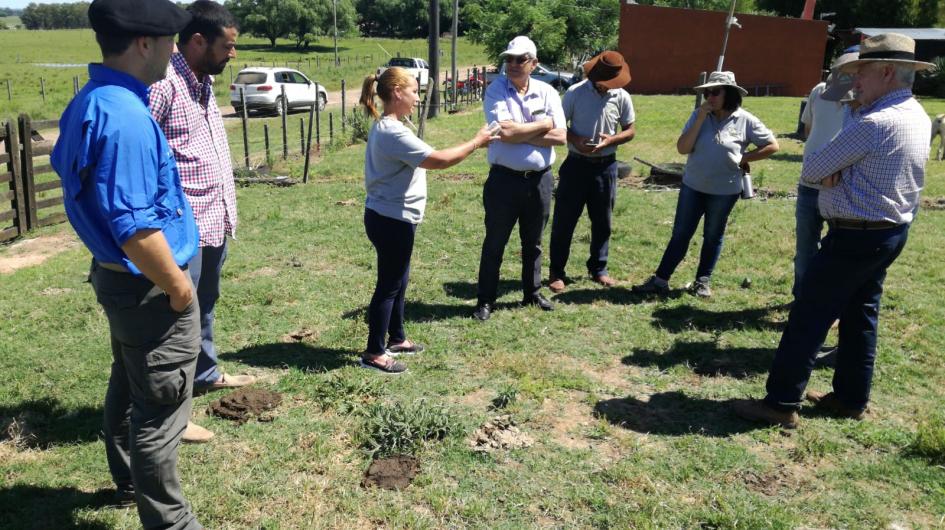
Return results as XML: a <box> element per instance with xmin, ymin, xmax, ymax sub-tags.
<box><xmin>1</xmin><ymin>0</ymin><xmax>46</xmax><ymax>10</ymax></box>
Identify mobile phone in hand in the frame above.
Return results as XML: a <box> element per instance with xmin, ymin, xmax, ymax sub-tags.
<box><xmin>487</xmin><ymin>121</ymin><xmax>500</xmax><ymax>135</ymax></box>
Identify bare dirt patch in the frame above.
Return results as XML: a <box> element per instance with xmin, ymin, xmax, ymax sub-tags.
<box><xmin>469</xmin><ymin>415</ymin><xmax>534</xmax><ymax>453</ymax></box>
<box><xmin>922</xmin><ymin>197</ymin><xmax>945</xmax><ymax>210</ymax></box>
<box><xmin>361</xmin><ymin>454</ymin><xmax>420</xmax><ymax>490</ymax></box>
<box><xmin>0</xmin><ymin>233</ymin><xmax>79</xmax><ymax>274</ymax></box>
<box><xmin>542</xmin><ymin>398</ymin><xmax>595</xmax><ymax>450</ymax></box>
<box><xmin>735</xmin><ymin>464</ymin><xmax>803</xmax><ymax>497</ymax></box>
<box><xmin>282</xmin><ymin>327</ymin><xmax>318</xmax><ymax>343</ymax></box>
<box><xmin>208</xmin><ymin>388</ymin><xmax>282</xmax><ymax>424</ymax></box>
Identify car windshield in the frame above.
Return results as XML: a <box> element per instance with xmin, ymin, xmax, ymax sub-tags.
<box><xmin>388</xmin><ymin>58</ymin><xmax>415</xmax><ymax>67</ymax></box>
<box><xmin>234</xmin><ymin>72</ymin><xmax>267</xmax><ymax>85</ymax></box>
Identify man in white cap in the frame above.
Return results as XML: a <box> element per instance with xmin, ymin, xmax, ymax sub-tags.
<box><xmin>735</xmin><ymin>33</ymin><xmax>932</xmax><ymax>428</ymax></box>
<box><xmin>473</xmin><ymin>36</ymin><xmax>566</xmax><ymax>320</ymax></box>
<box><xmin>793</xmin><ymin>51</ymin><xmax>858</xmax><ymax>367</ymax></box>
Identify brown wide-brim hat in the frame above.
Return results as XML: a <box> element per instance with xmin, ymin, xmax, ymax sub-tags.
<box><xmin>583</xmin><ymin>51</ymin><xmax>631</xmax><ymax>89</ymax></box>
<box><xmin>839</xmin><ymin>33</ymin><xmax>935</xmax><ymax>73</ymax></box>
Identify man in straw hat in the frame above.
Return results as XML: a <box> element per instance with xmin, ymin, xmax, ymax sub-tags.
<box><xmin>51</xmin><ymin>0</ymin><xmax>203</xmax><ymax>527</ymax></box>
<box><xmin>548</xmin><ymin>51</ymin><xmax>636</xmax><ymax>293</ymax></box>
<box><xmin>735</xmin><ymin>33</ymin><xmax>933</xmax><ymax>428</ymax></box>
<box><xmin>473</xmin><ymin>36</ymin><xmax>566</xmax><ymax>320</ymax></box>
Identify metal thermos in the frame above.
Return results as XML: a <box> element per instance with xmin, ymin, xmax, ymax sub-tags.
<box><xmin>740</xmin><ymin>171</ymin><xmax>754</xmax><ymax>199</ymax></box>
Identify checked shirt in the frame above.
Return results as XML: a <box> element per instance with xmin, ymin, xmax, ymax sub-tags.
<box><xmin>149</xmin><ymin>52</ymin><xmax>236</xmax><ymax>247</ymax></box>
<box><xmin>800</xmin><ymin>88</ymin><xmax>929</xmax><ymax>224</ymax></box>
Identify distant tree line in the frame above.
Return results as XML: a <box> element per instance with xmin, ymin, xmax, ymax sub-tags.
<box><xmin>20</xmin><ymin>2</ymin><xmax>90</xmax><ymax>30</ymax></box>
<box><xmin>0</xmin><ymin>7</ymin><xmax>21</xmax><ymax>17</ymax></box>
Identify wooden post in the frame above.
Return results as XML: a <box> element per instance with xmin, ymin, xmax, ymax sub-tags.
<box><xmin>303</xmin><ymin>103</ymin><xmax>316</xmax><ymax>183</ymax></box>
<box><xmin>6</xmin><ymin>79</ymin><xmax>11</xmax><ymax>101</ymax></box>
<box><xmin>340</xmin><ymin>79</ymin><xmax>346</xmax><ymax>134</ymax></box>
<box><xmin>329</xmin><ymin>112</ymin><xmax>334</xmax><ymax>143</ymax></box>
<box><xmin>281</xmin><ymin>86</ymin><xmax>288</xmax><ymax>160</ymax></box>
<box><xmin>239</xmin><ymin>88</ymin><xmax>250</xmax><ymax>168</ymax></box>
<box><xmin>263</xmin><ymin>124</ymin><xmax>271</xmax><ymax>165</ymax></box>
<box><xmin>40</xmin><ymin>77</ymin><xmax>46</xmax><ymax>103</ymax></box>
<box><xmin>18</xmin><ymin>114</ymin><xmax>37</xmax><ymax>230</ymax></box>
<box><xmin>5</xmin><ymin>120</ymin><xmax>26</xmax><ymax>238</ymax></box>
<box><xmin>228</xmin><ymin>64</ymin><xmax>233</xmax><ymax>84</ymax></box>
<box><xmin>315</xmin><ymin>95</ymin><xmax>321</xmax><ymax>149</ymax></box>
<box><xmin>300</xmin><ymin>118</ymin><xmax>305</xmax><ymax>154</ymax></box>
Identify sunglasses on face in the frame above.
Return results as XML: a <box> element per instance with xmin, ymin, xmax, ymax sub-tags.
<box><xmin>504</xmin><ymin>55</ymin><xmax>531</xmax><ymax>65</ymax></box>
<box><xmin>704</xmin><ymin>88</ymin><xmax>723</xmax><ymax>97</ymax></box>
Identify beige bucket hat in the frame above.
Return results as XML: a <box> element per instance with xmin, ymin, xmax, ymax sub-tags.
<box><xmin>693</xmin><ymin>71</ymin><xmax>748</xmax><ymax>96</ymax></box>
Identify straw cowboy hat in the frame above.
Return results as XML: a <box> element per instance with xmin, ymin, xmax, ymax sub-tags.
<box><xmin>822</xmin><ymin>52</ymin><xmax>859</xmax><ymax>101</ymax></box>
<box><xmin>583</xmin><ymin>51</ymin><xmax>631</xmax><ymax>89</ymax></box>
<box><xmin>839</xmin><ymin>33</ymin><xmax>935</xmax><ymax>73</ymax></box>
<box><xmin>693</xmin><ymin>71</ymin><xmax>747</xmax><ymax>96</ymax></box>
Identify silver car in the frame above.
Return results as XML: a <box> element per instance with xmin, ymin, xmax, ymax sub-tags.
<box><xmin>230</xmin><ymin>67</ymin><xmax>327</xmax><ymax>116</ymax></box>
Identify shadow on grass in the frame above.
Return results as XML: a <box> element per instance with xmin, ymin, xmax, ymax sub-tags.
<box><xmin>594</xmin><ymin>391</ymin><xmax>759</xmax><ymax>437</ymax></box>
<box><xmin>342</xmin><ymin>300</ymin><xmax>524</xmax><ymax>323</ymax></box>
<box><xmin>225</xmin><ymin>343</ymin><xmax>356</xmax><ymax>372</ymax></box>
<box><xmin>621</xmin><ymin>340</ymin><xmax>775</xmax><ymax>379</ymax></box>
<box><xmin>554</xmin><ymin>286</ymin><xmax>684</xmax><ymax>305</ymax></box>
<box><xmin>442</xmin><ymin>279</ymin><xmax>520</xmax><ymax>301</ymax></box>
<box><xmin>0</xmin><ymin>484</ymin><xmax>118</xmax><ymax>529</ymax></box>
<box><xmin>769</xmin><ymin>152</ymin><xmax>803</xmax><ymax>163</ymax></box>
<box><xmin>0</xmin><ymin>398</ymin><xmax>101</xmax><ymax>449</ymax></box>
<box><xmin>651</xmin><ymin>304</ymin><xmax>786</xmax><ymax>333</ymax></box>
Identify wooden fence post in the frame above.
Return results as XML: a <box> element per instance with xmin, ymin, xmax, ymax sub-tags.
<box><xmin>299</xmin><ymin>118</ymin><xmax>304</xmax><ymax>154</ymax></box>
<box><xmin>329</xmin><ymin>113</ymin><xmax>333</xmax><ymax>143</ymax></box>
<box><xmin>40</xmin><ymin>77</ymin><xmax>46</xmax><ymax>104</ymax></box>
<box><xmin>17</xmin><ymin>114</ymin><xmax>37</xmax><ymax>230</ymax></box>
<box><xmin>303</xmin><ymin>103</ymin><xmax>316</xmax><ymax>183</ymax></box>
<box><xmin>340</xmin><ymin>79</ymin><xmax>346</xmax><ymax>134</ymax></box>
<box><xmin>263</xmin><ymin>124</ymin><xmax>270</xmax><ymax>165</ymax></box>
<box><xmin>4</xmin><ymin>120</ymin><xmax>27</xmax><ymax>239</ymax></box>
<box><xmin>239</xmin><ymin>88</ymin><xmax>250</xmax><ymax>168</ymax></box>
<box><xmin>695</xmin><ymin>71</ymin><xmax>707</xmax><ymax>110</ymax></box>
<box><xmin>281</xmin><ymin>86</ymin><xmax>288</xmax><ymax>160</ymax></box>
<box><xmin>6</xmin><ymin>80</ymin><xmax>11</xmax><ymax>101</ymax></box>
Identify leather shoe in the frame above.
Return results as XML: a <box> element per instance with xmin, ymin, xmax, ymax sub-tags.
<box><xmin>548</xmin><ymin>277</ymin><xmax>566</xmax><ymax>293</ymax></box>
<box><xmin>473</xmin><ymin>303</ymin><xmax>492</xmax><ymax>321</ymax></box>
<box><xmin>592</xmin><ymin>274</ymin><xmax>616</xmax><ymax>287</ymax></box>
<box><xmin>182</xmin><ymin>421</ymin><xmax>214</xmax><ymax>443</ymax></box>
<box><xmin>209</xmin><ymin>373</ymin><xmax>256</xmax><ymax>390</ymax></box>
<box><xmin>522</xmin><ymin>293</ymin><xmax>554</xmax><ymax>311</ymax></box>
<box><xmin>732</xmin><ymin>398</ymin><xmax>799</xmax><ymax>429</ymax></box>
<box><xmin>805</xmin><ymin>390</ymin><xmax>866</xmax><ymax>420</ymax></box>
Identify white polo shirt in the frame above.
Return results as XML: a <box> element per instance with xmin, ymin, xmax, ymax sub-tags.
<box><xmin>483</xmin><ymin>76</ymin><xmax>566</xmax><ymax>171</ymax></box>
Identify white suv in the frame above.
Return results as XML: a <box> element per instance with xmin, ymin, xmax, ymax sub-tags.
<box><xmin>229</xmin><ymin>67</ymin><xmax>328</xmax><ymax>116</ymax></box>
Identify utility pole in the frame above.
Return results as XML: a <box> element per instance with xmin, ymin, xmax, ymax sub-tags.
<box><xmin>451</xmin><ymin>0</ymin><xmax>459</xmax><ymax>108</ymax></box>
<box><xmin>333</xmin><ymin>0</ymin><xmax>339</xmax><ymax>67</ymax></box>
<box><xmin>716</xmin><ymin>0</ymin><xmax>741</xmax><ymax>71</ymax></box>
<box><xmin>427</xmin><ymin>0</ymin><xmax>440</xmax><ymax>118</ymax></box>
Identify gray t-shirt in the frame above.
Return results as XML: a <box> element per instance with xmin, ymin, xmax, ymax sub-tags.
<box><xmin>364</xmin><ymin>116</ymin><xmax>434</xmax><ymax>224</ymax></box>
<box><xmin>562</xmin><ymin>80</ymin><xmax>635</xmax><ymax>157</ymax></box>
<box><xmin>681</xmin><ymin>107</ymin><xmax>775</xmax><ymax>195</ymax></box>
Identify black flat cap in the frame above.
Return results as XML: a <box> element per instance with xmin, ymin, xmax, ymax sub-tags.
<box><xmin>88</xmin><ymin>0</ymin><xmax>192</xmax><ymax>36</ymax></box>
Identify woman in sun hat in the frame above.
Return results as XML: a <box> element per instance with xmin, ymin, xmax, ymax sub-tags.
<box><xmin>632</xmin><ymin>71</ymin><xmax>779</xmax><ymax>298</ymax></box>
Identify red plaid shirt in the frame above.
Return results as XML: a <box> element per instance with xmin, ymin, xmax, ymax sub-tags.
<box><xmin>149</xmin><ymin>53</ymin><xmax>236</xmax><ymax>247</ymax></box>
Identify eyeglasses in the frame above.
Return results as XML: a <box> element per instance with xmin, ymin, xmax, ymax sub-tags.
<box><xmin>504</xmin><ymin>55</ymin><xmax>531</xmax><ymax>65</ymax></box>
<box><xmin>704</xmin><ymin>88</ymin><xmax>723</xmax><ymax>97</ymax></box>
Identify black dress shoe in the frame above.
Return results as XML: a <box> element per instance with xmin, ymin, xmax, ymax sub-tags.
<box><xmin>522</xmin><ymin>293</ymin><xmax>554</xmax><ymax>311</ymax></box>
<box><xmin>473</xmin><ymin>303</ymin><xmax>492</xmax><ymax>321</ymax></box>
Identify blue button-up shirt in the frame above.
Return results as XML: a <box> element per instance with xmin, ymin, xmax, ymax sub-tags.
<box><xmin>483</xmin><ymin>76</ymin><xmax>566</xmax><ymax>171</ymax></box>
<box><xmin>51</xmin><ymin>64</ymin><xmax>198</xmax><ymax>275</ymax></box>
<box><xmin>801</xmin><ymin>88</ymin><xmax>929</xmax><ymax>224</ymax></box>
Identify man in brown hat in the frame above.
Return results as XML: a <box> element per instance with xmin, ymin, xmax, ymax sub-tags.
<box><xmin>735</xmin><ymin>33</ymin><xmax>932</xmax><ymax>429</ymax></box>
<box><xmin>548</xmin><ymin>51</ymin><xmax>636</xmax><ymax>293</ymax></box>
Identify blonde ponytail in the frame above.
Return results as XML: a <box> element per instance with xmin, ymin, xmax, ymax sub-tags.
<box><xmin>360</xmin><ymin>67</ymin><xmax>415</xmax><ymax>120</ymax></box>
<box><xmin>360</xmin><ymin>74</ymin><xmax>380</xmax><ymax>120</ymax></box>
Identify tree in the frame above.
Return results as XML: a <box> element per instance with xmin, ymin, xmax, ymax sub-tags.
<box><xmin>356</xmin><ymin>0</ymin><xmax>459</xmax><ymax>38</ymax></box>
<box><xmin>756</xmin><ymin>0</ymin><xmax>938</xmax><ymax>28</ymax></box>
<box><xmin>227</xmin><ymin>0</ymin><xmax>300</xmax><ymax>46</ymax></box>
<box><xmin>463</xmin><ymin>0</ymin><xmax>619</xmax><ymax>67</ymax></box>
<box><xmin>290</xmin><ymin>0</ymin><xmax>357</xmax><ymax>50</ymax></box>
<box><xmin>20</xmin><ymin>2</ymin><xmax>89</xmax><ymax>30</ymax></box>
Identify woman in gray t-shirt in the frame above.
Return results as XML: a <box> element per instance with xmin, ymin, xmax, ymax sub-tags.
<box><xmin>633</xmin><ymin>71</ymin><xmax>779</xmax><ymax>297</ymax></box>
<box><xmin>359</xmin><ymin>67</ymin><xmax>494</xmax><ymax>374</ymax></box>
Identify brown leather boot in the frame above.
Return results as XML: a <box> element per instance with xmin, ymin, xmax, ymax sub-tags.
<box><xmin>805</xmin><ymin>390</ymin><xmax>867</xmax><ymax>420</ymax></box>
<box><xmin>732</xmin><ymin>398</ymin><xmax>799</xmax><ymax>429</ymax></box>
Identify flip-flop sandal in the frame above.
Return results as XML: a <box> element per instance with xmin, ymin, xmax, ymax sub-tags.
<box><xmin>359</xmin><ymin>356</ymin><xmax>407</xmax><ymax>374</ymax></box>
<box><xmin>386</xmin><ymin>341</ymin><xmax>425</xmax><ymax>356</ymax></box>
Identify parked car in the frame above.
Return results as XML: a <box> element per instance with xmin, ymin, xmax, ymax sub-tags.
<box><xmin>230</xmin><ymin>67</ymin><xmax>327</xmax><ymax>116</ymax></box>
<box><xmin>484</xmin><ymin>63</ymin><xmax>576</xmax><ymax>89</ymax></box>
<box><xmin>376</xmin><ymin>57</ymin><xmax>430</xmax><ymax>89</ymax></box>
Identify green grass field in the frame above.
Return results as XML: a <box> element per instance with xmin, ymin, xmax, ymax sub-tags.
<box><xmin>0</xmin><ymin>29</ymin><xmax>493</xmax><ymax>120</ymax></box>
<box><xmin>2</xmin><ymin>93</ymin><xmax>945</xmax><ymax>528</ymax></box>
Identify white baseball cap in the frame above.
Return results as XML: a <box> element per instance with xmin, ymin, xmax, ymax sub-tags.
<box><xmin>499</xmin><ymin>36</ymin><xmax>537</xmax><ymax>58</ymax></box>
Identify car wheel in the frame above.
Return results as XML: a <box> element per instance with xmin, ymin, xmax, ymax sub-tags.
<box><xmin>317</xmin><ymin>93</ymin><xmax>327</xmax><ymax>111</ymax></box>
<box><xmin>274</xmin><ymin>96</ymin><xmax>285</xmax><ymax>117</ymax></box>
<box><xmin>233</xmin><ymin>104</ymin><xmax>243</xmax><ymax>116</ymax></box>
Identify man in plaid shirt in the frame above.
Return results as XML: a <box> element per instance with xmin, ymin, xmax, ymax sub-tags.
<box><xmin>149</xmin><ymin>0</ymin><xmax>254</xmax><ymax>443</ymax></box>
<box><xmin>735</xmin><ymin>33</ymin><xmax>932</xmax><ymax>429</ymax></box>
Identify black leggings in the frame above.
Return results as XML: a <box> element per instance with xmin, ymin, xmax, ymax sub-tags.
<box><xmin>364</xmin><ymin>208</ymin><xmax>417</xmax><ymax>355</ymax></box>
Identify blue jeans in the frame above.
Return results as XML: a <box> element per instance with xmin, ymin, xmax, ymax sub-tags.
<box><xmin>188</xmin><ymin>240</ymin><xmax>228</xmax><ymax>388</ymax></box>
<box><xmin>364</xmin><ymin>208</ymin><xmax>416</xmax><ymax>355</ymax></box>
<box><xmin>765</xmin><ymin>223</ymin><xmax>909</xmax><ymax>411</ymax></box>
<box><xmin>793</xmin><ymin>184</ymin><xmax>825</xmax><ymax>298</ymax></box>
<box><xmin>655</xmin><ymin>184</ymin><xmax>740</xmax><ymax>282</ymax></box>
<box><xmin>549</xmin><ymin>155</ymin><xmax>618</xmax><ymax>279</ymax></box>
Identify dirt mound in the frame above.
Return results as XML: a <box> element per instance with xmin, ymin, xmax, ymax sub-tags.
<box><xmin>469</xmin><ymin>415</ymin><xmax>534</xmax><ymax>453</ymax></box>
<box><xmin>361</xmin><ymin>454</ymin><xmax>420</xmax><ymax>490</ymax></box>
<box><xmin>208</xmin><ymin>388</ymin><xmax>282</xmax><ymax>424</ymax></box>
<box><xmin>922</xmin><ymin>197</ymin><xmax>945</xmax><ymax>211</ymax></box>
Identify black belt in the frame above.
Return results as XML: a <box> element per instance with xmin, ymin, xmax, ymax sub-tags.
<box><xmin>94</xmin><ymin>260</ymin><xmax>188</xmax><ymax>274</ymax></box>
<box><xmin>569</xmin><ymin>153</ymin><xmax>616</xmax><ymax>165</ymax></box>
<box><xmin>493</xmin><ymin>165</ymin><xmax>550</xmax><ymax>179</ymax></box>
<box><xmin>827</xmin><ymin>218</ymin><xmax>901</xmax><ymax>230</ymax></box>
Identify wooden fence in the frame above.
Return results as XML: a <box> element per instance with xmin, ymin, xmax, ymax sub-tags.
<box><xmin>0</xmin><ymin>115</ymin><xmax>65</xmax><ymax>242</ymax></box>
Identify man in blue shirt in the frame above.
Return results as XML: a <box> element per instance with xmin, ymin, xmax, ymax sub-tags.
<box><xmin>734</xmin><ymin>33</ymin><xmax>932</xmax><ymax>429</ymax></box>
<box><xmin>51</xmin><ymin>0</ymin><xmax>202</xmax><ymax>528</ymax></box>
